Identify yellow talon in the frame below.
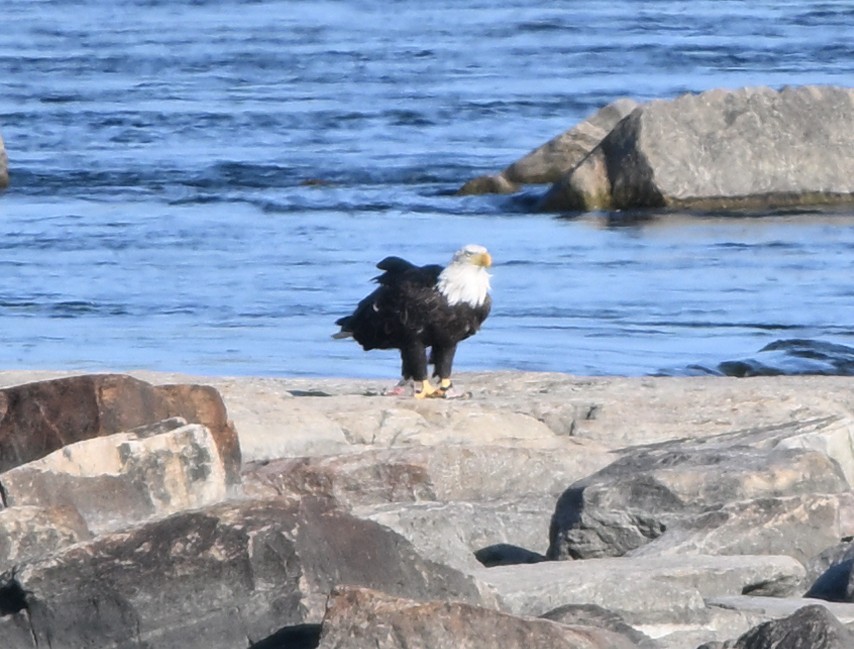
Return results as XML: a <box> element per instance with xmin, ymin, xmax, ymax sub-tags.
<box><xmin>414</xmin><ymin>379</ymin><xmax>439</xmax><ymax>399</ymax></box>
<box><xmin>415</xmin><ymin>379</ymin><xmax>454</xmax><ymax>399</ymax></box>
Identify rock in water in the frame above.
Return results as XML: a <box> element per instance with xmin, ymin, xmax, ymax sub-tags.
<box><xmin>540</xmin><ymin>85</ymin><xmax>854</xmax><ymax>211</ymax></box>
<box><xmin>457</xmin><ymin>98</ymin><xmax>639</xmax><ymax>195</ymax></box>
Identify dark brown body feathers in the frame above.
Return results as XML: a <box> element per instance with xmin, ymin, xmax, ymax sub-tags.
<box><xmin>335</xmin><ymin>256</ymin><xmax>491</xmax><ymax>381</ymax></box>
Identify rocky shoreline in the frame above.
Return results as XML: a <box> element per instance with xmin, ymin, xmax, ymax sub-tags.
<box><xmin>2</xmin><ymin>370</ymin><xmax>854</xmax><ymax>648</ymax></box>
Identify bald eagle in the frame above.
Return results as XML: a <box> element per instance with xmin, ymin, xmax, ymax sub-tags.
<box><xmin>334</xmin><ymin>244</ymin><xmax>492</xmax><ymax>398</ymax></box>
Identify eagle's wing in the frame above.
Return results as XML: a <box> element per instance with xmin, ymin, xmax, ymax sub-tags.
<box><xmin>374</xmin><ymin>257</ymin><xmax>442</xmax><ymax>288</ymax></box>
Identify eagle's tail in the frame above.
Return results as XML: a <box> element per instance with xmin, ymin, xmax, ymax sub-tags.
<box><xmin>332</xmin><ymin>315</ymin><xmax>354</xmax><ymax>339</ymax></box>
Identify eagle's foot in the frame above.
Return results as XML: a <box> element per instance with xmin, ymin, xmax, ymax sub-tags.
<box><xmin>414</xmin><ymin>379</ymin><xmax>443</xmax><ymax>399</ymax></box>
<box><xmin>434</xmin><ymin>378</ymin><xmax>454</xmax><ymax>398</ymax></box>
<box><xmin>415</xmin><ymin>379</ymin><xmax>455</xmax><ymax>399</ymax></box>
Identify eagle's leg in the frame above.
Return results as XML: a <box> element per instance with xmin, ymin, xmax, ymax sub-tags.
<box><xmin>384</xmin><ymin>349</ymin><xmax>418</xmax><ymax>396</ymax></box>
<box><xmin>401</xmin><ymin>342</ymin><xmax>439</xmax><ymax>399</ymax></box>
<box><xmin>428</xmin><ymin>343</ymin><xmax>457</xmax><ymax>398</ymax></box>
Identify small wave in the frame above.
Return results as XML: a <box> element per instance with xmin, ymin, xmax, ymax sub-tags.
<box><xmin>0</xmin><ymin>299</ymin><xmax>131</xmax><ymax>318</ymax></box>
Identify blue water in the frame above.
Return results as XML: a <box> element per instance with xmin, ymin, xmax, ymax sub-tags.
<box><xmin>1</xmin><ymin>1</ymin><xmax>853</xmax><ymax>379</ymax></box>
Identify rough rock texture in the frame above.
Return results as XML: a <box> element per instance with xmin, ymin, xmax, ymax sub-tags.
<box><xmin>316</xmin><ymin>586</ymin><xmax>641</xmax><ymax>649</ymax></box>
<box><xmin>0</xmin><ymin>371</ymin><xmax>853</xmax><ymax>649</ymax></box>
<box><xmin>0</xmin><ymin>132</ymin><xmax>8</xmax><ymax>189</ymax></box>
<box><xmin>804</xmin><ymin>539</ymin><xmax>854</xmax><ymax>602</ymax></box>
<box><xmin>244</xmin><ymin>444</ymin><xmax>611</xmax><ymax>506</ymax></box>
<box><xmin>548</xmin><ymin>442</ymin><xmax>852</xmax><ymax>560</ymax></box>
<box><xmin>0</xmin><ymin>373</ymin><xmax>240</xmax><ymax>485</ymax></box>
<box><xmin>705</xmin><ymin>595</ymin><xmax>854</xmax><ymax>625</ymax></box>
<box><xmin>725</xmin><ymin>604</ymin><xmax>854</xmax><ymax>649</ymax></box>
<box><xmin>1</xmin><ymin>421</ymin><xmax>229</xmax><ymax>536</ymax></box>
<box><xmin>542</xmin><ymin>604</ymin><xmax>659</xmax><ymax>649</ymax></box>
<box><xmin>0</xmin><ymin>506</ymin><xmax>91</xmax><ymax>572</ymax></box>
<box><xmin>457</xmin><ymin>98</ymin><xmax>639</xmax><ymax>195</ymax></box>
<box><xmin>243</xmin><ymin>440</ymin><xmax>612</xmax><ymax>571</ymax></box>
<box><xmin>475</xmin><ymin>554</ymin><xmax>805</xmax><ymax>619</ymax></box>
<box><xmin>539</xmin><ymin>85</ymin><xmax>854</xmax><ymax>211</ymax></box>
<box><xmin>1</xmin><ymin>498</ymin><xmax>494</xmax><ymax>649</ymax></box>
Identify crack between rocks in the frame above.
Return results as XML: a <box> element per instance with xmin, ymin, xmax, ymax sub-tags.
<box><xmin>0</xmin><ymin>572</ymin><xmax>28</xmax><ymax>617</ymax></box>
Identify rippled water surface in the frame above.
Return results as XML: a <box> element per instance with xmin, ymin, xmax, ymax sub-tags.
<box><xmin>1</xmin><ymin>0</ymin><xmax>853</xmax><ymax>378</ymax></box>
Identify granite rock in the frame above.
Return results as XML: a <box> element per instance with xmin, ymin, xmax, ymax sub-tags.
<box><xmin>0</xmin><ymin>498</ymin><xmax>496</xmax><ymax>649</ymax></box>
<box><xmin>539</xmin><ymin>85</ymin><xmax>854</xmax><ymax>211</ymax></box>
<box><xmin>548</xmin><ymin>443</ymin><xmax>851</xmax><ymax>560</ymax></box>
<box><xmin>725</xmin><ymin>603</ymin><xmax>854</xmax><ymax>649</ymax></box>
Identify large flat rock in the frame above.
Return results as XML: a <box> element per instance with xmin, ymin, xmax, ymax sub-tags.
<box><xmin>474</xmin><ymin>554</ymin><xmax>805</xmax><ymax>620</ymax></box>
<box><xmin>3</xmin><ymin>371</ymin><xmax>852</xmax><ymax>460</ymax></box>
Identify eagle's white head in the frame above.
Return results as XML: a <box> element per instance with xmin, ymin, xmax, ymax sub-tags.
<box><xmin>437</xmin><ymin>244</ymin><xmax>492</xmax><ymax>307</ymax></box>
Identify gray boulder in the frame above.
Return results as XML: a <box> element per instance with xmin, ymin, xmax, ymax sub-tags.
<box><xmin>805</xmin><ymin>540</ymin><xmax>854</xmax><ymax>602</ymax></box>
<box><xmin>630</xmin><ymin>493</ymin><xmax>854</xmax><ymax>568</ymax></box>
<box><xmin>548</xmin><ymin>444</ymin><xmax>849</xmax><ymax>560</ymax></box>
<box><xmin>706</xmin><ymin>595</ymin><xmax>854</xmax><ymax>625</ymax></box>
<box><xmin>726</xmin><ymin>604</ymin><xmax>854</xmax><ymax>649</ymax></box>
<box><xmin>0</xmin><ymin>498</ymin><xmax>496</xmax><ymax>649</ymax></box>
<box><xmin>356</xmin><ymin>498</ymin><xmax>553</xmax><ymax>572</ymax></box>
<box><xmin>540</xmin><ymin>85</ymin><xmax>854</xmax><ymax>212</ymax></box>
<box><xmin>458</xmin><ymin>98</ymin><xmax>639</xmax><ymax>195</ymax></box>
<box><xmin>244</xmin><ymin>444</ymin><xmax>610</xmax><ymax>573</ymax></box>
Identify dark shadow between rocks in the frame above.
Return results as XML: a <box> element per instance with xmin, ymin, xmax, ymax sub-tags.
<box><xmin>474</xmin><ymin>543</ymin><xmax>546</xmax><ymax>567</ymax></box>
<box><xmin>0</xmin><ymin>576</ymin><xmax>28</xmax><ymax>616</ymax></box>
<box><xmin>249</xmin><ymin>623</ymin><xmax>322</xmax><ymax>649</ymax></box>
<box><xmin>805</xmin><ymin>558</ymin><xmax>854</xmax><ymax>602</ymax></box>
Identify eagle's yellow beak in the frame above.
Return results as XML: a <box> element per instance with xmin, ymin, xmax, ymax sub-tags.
<box><xmin>476</xmin><ymin>251</ymin><xmax>492</xmax><ymax>268</ymax></box>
